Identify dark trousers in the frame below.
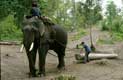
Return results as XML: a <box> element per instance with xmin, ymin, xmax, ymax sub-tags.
<box><xmin>84</xmin><ymin>52</ymin><xmax>90</xmax><ymax>63</ymax></box>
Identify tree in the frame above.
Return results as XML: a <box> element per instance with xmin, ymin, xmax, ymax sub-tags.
<box><xmin>101</xmin><ymin>1</ymin><xmax>123</xmax><ymax>41</ymax></box>
<box><xmin>0</xmin><ymin>0</ymin><xmax>47</xmax><ymax>27</ymax></box>
<box><xmin>80</xmin><ymin>0</ymin><xmax>102</xmax><ymax>51</ymax></box>
<box><xmin>105</xmin><ymin>1</ymin><xmax>118</xmax><ymax>36</ymax></box>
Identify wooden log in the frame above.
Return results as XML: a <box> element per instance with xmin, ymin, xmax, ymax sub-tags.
<box><xmin>0</xmin><ymin>41</ymin><xmax>20</xmax><ymax>45</ymax></box>
<box><xmin>75</xmin><ymin>53</ymin><xmax>118</xmax><ymax>60</ymax></box>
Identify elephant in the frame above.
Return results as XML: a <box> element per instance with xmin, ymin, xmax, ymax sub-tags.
<box><xmin>21</xmin><ymin>17</ymin><xmax>67</xmax><ymax>77</ymax></box>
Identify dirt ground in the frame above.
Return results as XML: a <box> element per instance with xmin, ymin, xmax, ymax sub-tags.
<box><xmin>1</xmin><ymin>29</ymin><xmax>123</xmax><ymax>80</ymax></box>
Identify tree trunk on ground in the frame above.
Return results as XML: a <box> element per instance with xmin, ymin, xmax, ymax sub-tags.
<box><xmin>75</xmin><ymin>53</ymin><xmax>118</xmax><ymax>60</ymax></box>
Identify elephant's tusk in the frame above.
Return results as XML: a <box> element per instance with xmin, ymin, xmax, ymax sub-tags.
<box><xmin>20</xmin><ymin>44</ymin><xmax>24</xmax><ymax>52</ymax></box>
<box><xmin>29</xmin><ymin>42</ymin><xmax>34</xmax><ymax>51</ymax></box>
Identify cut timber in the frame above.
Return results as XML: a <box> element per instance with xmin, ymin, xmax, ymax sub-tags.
<box><xmin>75</xmin><ymin>53</ymin><xmax>118</xmax><ymax>60</ymax></box>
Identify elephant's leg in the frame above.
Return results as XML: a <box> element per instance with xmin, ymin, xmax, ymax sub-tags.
<box><xmin>32</xmin><ymin>43</ymin><xmax>38</xmax><ymax>65</ymax></box>
<box><xmin>26</xmin><ymin>52</ymin><xmax>37</xmax><ymax>77</ymax></box>
<box><xmin>54</xmin><ymin>47</ymin><xmax>65</xmax><ymax>70</ymax></box>
<box><xmin>26</xmin><ymin>42</ymin><xmax>38</xmax><ymax>77</ymax></box>
<box><xmin>38</xmin><ymin>44</ymin><xmax>49</xmax><ymax>76</ymax></box>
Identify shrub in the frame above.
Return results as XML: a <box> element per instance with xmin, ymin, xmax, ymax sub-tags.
<box><xmin>112</xmin><ymin>32</ymin><xmax>123</xmax><ymax>41</ymax></box>
<box><xmin>101</xmin><ymin>19</ymin><xmax>110</xmax><ymax>31</ymax></box>
<box><xmin>0</xmin><ymin>15</ymin><xmax>22</xmax><ymax>41</ymax></box>
<box><xmin>73</xmin><ymin>28</ymin><xmax>86</xmax><ymax>40</ymax></box>
<box><xmin>54</xmin><ymin>75</ymin><xmax>76</xmax><ymax>80</ymax></box>
<box><xmin>101</xmin><ymin>16</ymin><xmax>123</xmax><ymax>41</ymax></box>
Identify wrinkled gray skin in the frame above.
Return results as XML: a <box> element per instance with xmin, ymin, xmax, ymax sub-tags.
<box><xmin>22</xmin><ymin>17</ymin><xmax>67</xmax><ymax>77</ymax></box>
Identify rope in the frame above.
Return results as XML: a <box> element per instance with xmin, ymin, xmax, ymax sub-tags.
<box><xmin>48</xmin><ymin>51</ymin><xmax>75</xmax><ymax>58</ymax></box>
<box><xmin>54</xmin><ymin>39</ymin><xmax>74</xmax><ymax>51</ymax></box>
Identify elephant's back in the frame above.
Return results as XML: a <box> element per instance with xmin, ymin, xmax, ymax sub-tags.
<box><xmin>52</xmin><ymin>24</ymin><xmax>67</xmax><ymax>45</ymax></box>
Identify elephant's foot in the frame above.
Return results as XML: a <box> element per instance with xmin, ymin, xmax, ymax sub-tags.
<box><xmin>27</xmin><ymin>69</ymin><xmax>38</xmax><ymax>77</ymax></box>
<box><xmin>28</xmin><ymin>72</ymin><xmax>37</xmax><ymax>77</ymax></box>
<box><xmin>57</xmin><ymin>67</ymin><xmax>65</xmax><ymax>73</ymax></box>
<box><xmin>38</xmin><ymin>72</ymin><xmax>46</xmax><ymax>77</ymax></box>
<box><xmin>57</xmin><ymin>64</ymin><xmax>65</xmax><ymax>71</ymax></box>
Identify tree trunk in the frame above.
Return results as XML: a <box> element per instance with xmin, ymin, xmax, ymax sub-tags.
<box><xmin>72</xmin><ymin>0</ymin><xmax>76</xmax><ymax>28</ymax></box>
<box><xmin>89</xmin><ymin>24</ymin><xmax>96</xmax><ymax>52</ymax></box>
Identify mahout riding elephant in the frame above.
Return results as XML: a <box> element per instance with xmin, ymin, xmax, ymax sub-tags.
<box><xmin>22</xmin><ymin>17</ymin><xmax>67</xmax><ymax>77</ymax></box>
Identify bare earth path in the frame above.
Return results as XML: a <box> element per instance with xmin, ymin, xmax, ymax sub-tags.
<box><xmin>1</xmin><ymin>28</ymin><xmax>123</xmax><ymax>80</ymax></box>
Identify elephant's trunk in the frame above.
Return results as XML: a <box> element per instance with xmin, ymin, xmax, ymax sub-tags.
<box><xmin>23</xmin><ymin>27</ymin><xmax>35</xmax><ymax>52</ymax></box>
<box><xmin>29</xmin><ymin>42</ymin><xmax>34</xmax><ymax>51</ymax></box>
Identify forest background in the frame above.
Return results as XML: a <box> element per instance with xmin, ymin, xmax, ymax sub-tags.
<box><xmin>0</xmin><ymin>0</ymin><xmax>123</xmax><ymax>43</ymax></box>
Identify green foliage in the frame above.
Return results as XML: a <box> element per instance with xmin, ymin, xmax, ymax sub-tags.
<box><xmin>106</xmin><ymin>1</ymin><xmax>117</xmax><ymax>19</ymax></box>
<box><xmin>0</xmin><ymin>0</ymin><xmax>29</xmax><ymax>23</ymax></box>
<box><xmin>101</xmin><ymin>19</ymin><xmax>109</xmax><ymax>30</ymax></box>
<box><xmin>0</xmin><ymin>15</ymin><xmax>22</xmax><ymax>41</ymax></box>
<box><xmin>97</xmin><ymin>32</ymin><xmax>123</xmax><ymax>44</ymax></box>
<box><xmin>101</xmin><ymin>16</ymin><xmax>123</xmax><ymax>40</ymax></box>
<box><xmin>0</xmin><ymin>0</ymin><xmax>103</xmax><ymax>30</ymax></box>
<box><xmin>97</xmin><ymin>38</ymin><xmax>114</xmax><ymax>44</ymax></box>
<box><xmin>54</xmin><ymin>75</ymin><xmax>76</xmax><ymax>80</ymax></box>
<box><xmin>101</xmin><ymin>18</ymin><xmax>123</xmax><ymax>41</ymax></box>
<box><xmin>102</xmin><ymin>16</ymin><xmax>123</xmax><ymax>32</ymax></box>
<box><xmin>0</xmin><ymin>0</ymin><xmax>47</xmax><ymax>27</ymax></box>
<box><xmin>79</xmin><ymin>0</ymin><xmax>102</xmax><ymax>26</ymax></box>
<box><xmin>73</xmin><ymin>28</ymin><xmax>86</xmax><ymax>40</ymax></box>
<box><xmin>101</xmin><ymin>1</ymin><xmax>123</xmax><ymax>41</ymax></box>
<box><xmin>112</xmin><ymin>32</ymin><xmax>123</xmax><ymax>41</ymax></box>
